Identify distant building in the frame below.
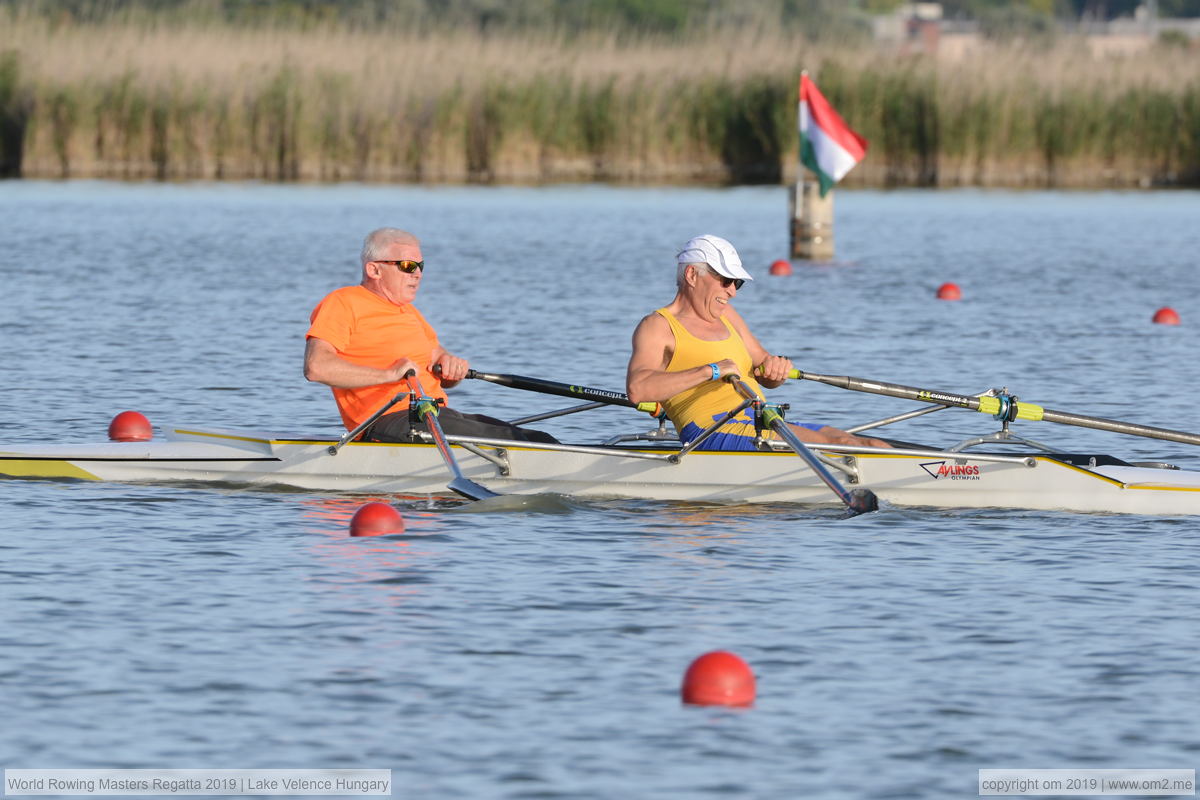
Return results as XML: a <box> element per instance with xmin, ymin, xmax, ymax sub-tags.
<box><xmin>871</xmin><ymin>2</ymin><xmax>949</xmax><ymax>55</ymax></box>
<box><xmin>1087</xmin><ymin>5</ymin><xmax>1200</xmax><ymax>56</ymax></box>
<box><xmin>871</xmin><ymin>1</ymin><xmax>1197</xmax><ymax>58</ymax></box>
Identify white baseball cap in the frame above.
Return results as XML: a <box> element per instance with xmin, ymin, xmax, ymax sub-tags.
<box><xmin>675</xmin><ymin>234</ymin><xmax>754</xmax><ymax>282</ymax></box>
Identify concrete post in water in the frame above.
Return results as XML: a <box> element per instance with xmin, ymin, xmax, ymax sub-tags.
<box><xmin>789</xmin><ymin>177</ymin><xmax>834</xmax><ymax>261</ymax></box>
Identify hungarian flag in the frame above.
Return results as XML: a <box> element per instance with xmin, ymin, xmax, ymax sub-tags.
<box><xmin>799</xmin><ymin>73</ymin><xmax>868</xmax><ymax>196</ymax></box>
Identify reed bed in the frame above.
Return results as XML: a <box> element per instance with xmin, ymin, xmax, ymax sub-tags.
<box><xmin>2</xmin><ymin>13</ymin><xmax>1197</xmax><ymax>186</ymax></box>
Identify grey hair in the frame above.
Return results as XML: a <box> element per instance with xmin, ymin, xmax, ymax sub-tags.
<box><xmin>361</xmin><ymin>228</ymin><xmax>420</xmax><ymax>267</ymax></box>
<box><xmin>676</xmin><ymin>261</ymin><xmax>709</xmax><ymax>288</ymax></box>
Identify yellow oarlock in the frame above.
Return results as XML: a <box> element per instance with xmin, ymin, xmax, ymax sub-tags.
<box><xmin>761</xmin><ymin>406</ymin><xmax>785</xmax><ymax>427</ymax></box>
<box><xmin>976</xmin><ymin>396</ymin><xmax>1045</xmax><ymax>421</ymax></box>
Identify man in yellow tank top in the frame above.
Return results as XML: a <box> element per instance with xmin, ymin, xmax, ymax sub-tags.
<box><xmin>625</xmin><ymin>234</ymin><xmax>890</xmax><ymax>451</ymax></box>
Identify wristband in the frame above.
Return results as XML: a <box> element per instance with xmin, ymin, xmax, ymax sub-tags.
<box><xmin>708</xmin><ymin>362</ymin><xmax>720</xmax><ymax>381</ymax></box>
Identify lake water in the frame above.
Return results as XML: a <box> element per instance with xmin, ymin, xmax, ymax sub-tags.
<box><xmin>1</xmin><ymin>181</ymin><xmax>1199</xmax><ymax>799</ymax></box>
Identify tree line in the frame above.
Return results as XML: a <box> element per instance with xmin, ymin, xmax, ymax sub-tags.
<box><xmin>6</xmin><ymin>0</ymin><xmax>1198</xmax><ymax>37</ymax></box>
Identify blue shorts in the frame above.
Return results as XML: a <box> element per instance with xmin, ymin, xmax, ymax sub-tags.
<box><xmin>679</xmin><ymin>417</ymin><xmax>826</xmax><ymax>452</ymax></box>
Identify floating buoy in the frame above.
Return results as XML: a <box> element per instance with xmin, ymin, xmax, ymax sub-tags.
<box><xmin>108</xmin><ymin>410</ymin><xmax>153</xmax><ymax>442</ymax></box>
<box><xmin>1152</xmin><ymin>307</ymin><xmax>1181</xmax><ymax>325</ymax></box>
<box><xmin>681</xmin><ymin>650</ymin><xmax>756</xmax><ymax>707</ymax></box>
<box><xmin>936</xmin><ymin>282</ymin><xmax>962</xmax><ymax>301</ymax></box>
<box><xmin>768</xmin><ymin>259</ymin><xmax>793</xmax><ymax>276</ymax></box>
<box><xmin>349</xmin><ymin>502</ymin><xmax>405</xmax><ymax>537</ymax></box>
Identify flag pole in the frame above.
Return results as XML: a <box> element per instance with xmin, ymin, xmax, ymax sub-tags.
<box><xmin>792</xmin><ymin>70</ymin><xmax>835</xmax><ymax>261</ymax></box>
<box><xmin>791</xmin><ymin>172</ymin><xmax>835</xmax><ymax>261</ymax></box>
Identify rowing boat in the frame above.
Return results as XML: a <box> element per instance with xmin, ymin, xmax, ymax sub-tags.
<box><xmin>3</xmin><ymin>421</ymin><xmax>1199</xmax><ymax>515</ymax></box>
<box><xmin>3</xmin><ymin>369</ymin><xmax>1199</xmax><ymax>515</ymax></box>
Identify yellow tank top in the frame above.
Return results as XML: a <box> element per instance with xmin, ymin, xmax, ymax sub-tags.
<box><xmin>657</xmin><ymin>307</ymin><xmax>765</xmax><ymax>436</ymax></box>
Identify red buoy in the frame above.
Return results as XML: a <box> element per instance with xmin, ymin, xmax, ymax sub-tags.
<box><xmin>108</xmin><ymin>410</ymin><xmax>153</xmax><ymax>442</ymax></box>
<box><xmin>936</xmin><ymin>282</ymin><xmax>962</xmax><ymax>301</ymax></box>
<box><xmin>768</xmin><ymin>259</ymin><xmax>793</xmax><ymax>276</ymax></box>
<box><xmin>681</xmin><ymin>650</ymin><xmax>756</xmax><ymax>707</ymax></box>
<box><xmin>1152</xmin><ymin>307</ymin><xmax>1181</xmax><ymax>325</ymax></box>
<box><xmin>349</xmin><ymin>502</ymin><xmax>405</xmax><ymax>537</ymax></box>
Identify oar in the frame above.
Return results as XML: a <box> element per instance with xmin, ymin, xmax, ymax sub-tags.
<box><xmin>787</xmin><ymin>369</ymin><xmax>1200</xmax><ymax>447</ymax></box>
<box><xmin>465</xmin><ymin>370</ymin><xmax>661</xmax><ymax>414</ymax></box>
<box><xmin>404</xmin><ymin>370</ymin><xmax>499</xmax><ymax>501</ymax></box>
<box><xmin>327</xmin><ymin>389</ymin><xmax>409</xmax><ymax>455</ymax></box>
<box><xmin>729</xmin><ymin>377</ymin><xmax>878</xmax><ymax>515</ymax></box>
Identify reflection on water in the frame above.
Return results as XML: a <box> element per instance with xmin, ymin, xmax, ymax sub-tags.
<box><xmin>299</xmin><ymin>496</ymin><xmax>449</xmax><ymax>604</ymax></box>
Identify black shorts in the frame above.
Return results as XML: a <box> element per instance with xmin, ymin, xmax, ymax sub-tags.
<box><xmin>365</xmin><ymin>407</ymin><xmax>558</xmax><ymax>445</ymax></box>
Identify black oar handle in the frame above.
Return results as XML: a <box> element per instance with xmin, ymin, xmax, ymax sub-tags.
<box><xmin>465</xmin><ymin>369</ymin><xmax>660</xmax><ymax>413</ymax></box>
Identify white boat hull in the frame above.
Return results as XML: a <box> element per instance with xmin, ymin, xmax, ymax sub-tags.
<box><xmin>4</xmin><ymin>425</ymin><xmax>1200</xmax><ymax>515</ymax></box>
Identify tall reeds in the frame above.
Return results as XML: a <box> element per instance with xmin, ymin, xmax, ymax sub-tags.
<box><xmin>0</xmin><ymin>49</ymin><xmax>32</xmax><ymax>176</ymax></box>
<box><xmin>2</xmin><ymin>12</ymin><xmax>1197</xmax><ymax>187</ymax></box>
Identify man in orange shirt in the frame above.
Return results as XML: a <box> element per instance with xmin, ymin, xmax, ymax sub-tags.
<box><xmin>305</xmin><ymin>228</ymin><xmax>555</xmax><ymax>443</ymax></box>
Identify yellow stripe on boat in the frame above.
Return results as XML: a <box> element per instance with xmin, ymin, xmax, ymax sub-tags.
<box><xmin>172</xmin><ymin>428</ymin><xmax>274</xmax><ymax>444</ymax></box>
<box><xmin>1118</xmin><ymin>481</ymin><xmax>1200</xmax><ymax>492</ymax></box>
<box><xmin>1033</xmin><ymin>456</ymin><xmax>1125</xmax><ymax>486</ymax></box>
<box><xmin>0</xmin><ymin>458</ymin><xmax>102</xmax><ymax>481</ymax></box>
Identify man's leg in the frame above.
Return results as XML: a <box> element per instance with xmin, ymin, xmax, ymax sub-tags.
<box><xmin>366</xmin><ymin>408</ymin><xmax>557</xmax><ymax>444</ymax></box>
<box><xmin>438</xmin><ymin>409</ymin><xmax>559</xmax><ymax>444</ymax></box>
<box><xmin>790</xmin><ymin>422</ymin><xmax>891</xmax><ymax>449</ymax></box>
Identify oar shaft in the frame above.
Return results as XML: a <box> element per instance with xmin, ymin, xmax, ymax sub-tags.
<box><xmin>762</xmin><ymin>407</ymin><xmax>858</xmax><ymax>507</ymax></box>
<box><xmin>405</xmin><ymin>372</ymin><xmax>498</xmax><ymax>500</ymax></box>
<box><xmin>507</xmin><ymin>401</ymin><xmax>609</xmax><ymax>426</ymax></box>
<box><xmin>467</xmin><ymin>370</ymin><xmax>659</xmax><ymax>413</ymax></box>
<box><xmin>790</xmin><ymin>369</ymin><xmax>1200</xmax><ymax>447</ymax></box>
<box><xmin>1037</xmin><ymin>408</ymin><xmax>1200</xmax><ymax>446</ymax></box>
<box><xmin>791</xmin><ymin>370</ymin><xmax>985</xmax><ymax>411</ymax></box>
<box><xmin>728</xmin><ymin>377</ymin><xmax>876</xmax><ymax>514</ymax></box>
<box><xmin>327</xmin><ymin>389</ymin><xmax>409</xmax><ymax>455</ymax></box>
<box><xmin>405</xmin><ymin>375</ymin><xmax>465</xmax><ymax>481</ymax></box>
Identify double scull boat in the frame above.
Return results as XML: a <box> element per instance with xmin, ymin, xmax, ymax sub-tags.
<box><xmin>3</xmin><ymin>370</ymin><xmax>1199</xmax><ymax>515</ymax></box>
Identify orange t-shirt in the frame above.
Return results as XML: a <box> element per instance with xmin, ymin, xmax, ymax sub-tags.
<box><xmin>307</xmin><ymin>285</ymin><xmax>449</xmax><ymax>430</ymax></box>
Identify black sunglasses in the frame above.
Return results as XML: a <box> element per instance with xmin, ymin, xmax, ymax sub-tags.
<box><xmin>695</xmin><ymin>264</ymin><xmax>743</xmax><ymax>291</ymax></box>
<box><xmin>377</xmin><ymin>259</ymin><xmax>424</xmax><ymax>273</ymax></box>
